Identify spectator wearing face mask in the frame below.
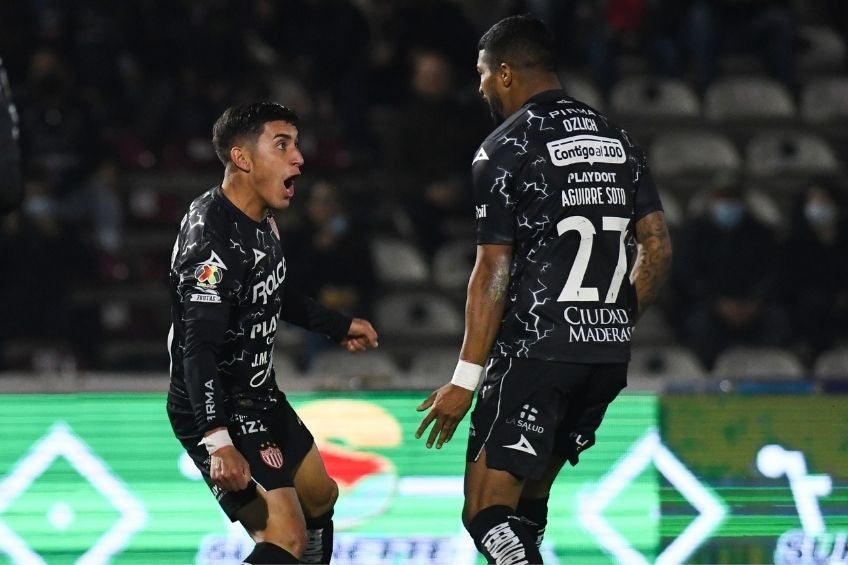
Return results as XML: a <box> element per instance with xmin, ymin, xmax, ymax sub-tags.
<box><xmin>782</xmin><ymin>183</ymin><xmax>848</xmax><ymax>362</ymax></box>
<box><xmin>671</xmin><ymin>185</ymin><xmax>791</xmax><ymax>368</ymax></box>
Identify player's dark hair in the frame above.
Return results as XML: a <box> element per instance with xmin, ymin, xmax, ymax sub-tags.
<box><xmin>478</xmin><ymin>14</ymin><xmax>556</xmax><ymax>73</ymax></box>
<box><xmin>212</xmin><ymin>102</ymin><xmax>299</xmax><ymax>165</ymax></box>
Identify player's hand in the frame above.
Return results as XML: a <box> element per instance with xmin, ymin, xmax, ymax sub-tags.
<box><xmin>415</xmin><ymin>383</ymin><xmax>474</xmax><ymax>449</ymax></box>
<box><xmin>342</xmin><ymin>318</ymin><xmax>379</xmax><ymax>352</ymax></box>
<box><xmin>209</xmin><ymin>445</ymin><xmax>252</xmax><ymax>492</ymax></box>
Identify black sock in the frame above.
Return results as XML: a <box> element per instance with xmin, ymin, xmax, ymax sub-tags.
<box><xmin>242</xmin><ymin>541</ymin><xmax>298</xmax><ymax>564</ymax></box>
<box><xmin>516</xmin><ymin>496</ymin><xmax>549</xmax><ymax>550</ymax></box>
<box><xmin>303</xmin><ymin>509</ymin><xmax>334</xmax><ymax>564</ymax></box>
<box><xmin>467</xmin><ymin>505</ymin><xmax>543</xmax><ymax>564</ymax></box>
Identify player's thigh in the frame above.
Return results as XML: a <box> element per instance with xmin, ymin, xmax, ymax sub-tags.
<box><xmin>522</xmin><ymin>454</ymin><xmax>568</xmax><ymax>499</ymax></box>
<box><xmin>237</xmin><ymin>485</ymin><xmax>307</xmax><ymax>552</ymax></box>
<box><xmin>463</xmin><ymin>447</ymin><xmax>525</xmax><ymax>526</ymax></box>
<box><xmin>293</xmin><ymin>443</ymin><xmax>338</xmax><ymax>518</ymax></box>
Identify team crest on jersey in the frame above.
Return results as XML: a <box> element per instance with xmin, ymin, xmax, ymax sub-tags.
<box><xmin>195</xmin><ymin>263</ymin><xmax>223</xmax><ymax>287</ymax></box>
<box><xmin>260</xmin><ymin>442</ymin><xmax>284</xmax><ymax>469</ymax></box>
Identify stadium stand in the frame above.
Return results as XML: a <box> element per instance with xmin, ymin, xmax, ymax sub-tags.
<box><xmin>745</xmin><ymin>130</ymin><xmax>841</xmax><ymax>178</ymax></box>
<box><xmin>307</xmin><ymin>349</ymin><xmax>400</xmax><ymax>389</ymax></box>
<box><xmin>370</xmin><ymin>236</ymin><xmax>431</xmax><ymax>287</ymax></box>
<box><xmin>801</xmin><ymin>77</ymin><xmax>848</xmax><ymax>123</ymax></box>
<box><xmin>704</xmin><ymin>77</ymin><xmax>796</xmax><ymax>122</ymax></box>
<box><xmin>649</xmin><ymin>129</ymin><xmax>742</xmax><ymax>179</ymax></box>
<box><xmin>432</xmin><ymin>239</ymin><xmax>476</xmax><ymax>292</ymax></box>
<box><xmin>610</xmin><ymin>77</ymin><xmax>700</xmax><ymax>120</ymax></box>
<box><xmin>712</xmin><ymin>347</ymin><xmax>806</xmax><ymax>381</ymax></box>
<box><xmin>2</xmin><ymin>0</ymin><xmax>846</xmax><ymax>390</ymax></box>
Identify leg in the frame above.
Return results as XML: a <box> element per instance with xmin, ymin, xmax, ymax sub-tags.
<box><xmin>237</xmin><ymin>486</ymin><xmax>306</xmax><ymax>563</ymax></box>
<box><xmin>463</xmin><ymin>448</ymin><xmax>542</xmax><ymax>565</ymax></box>
<box><xmin>517</xmin><ymin>454</ymin><xmax>568</xmax><ymax>550</ymax></box>
<box><xmin>294</xmin><ymin>444</ymin><xmax>339</xmax><ymax>564</ymax></box>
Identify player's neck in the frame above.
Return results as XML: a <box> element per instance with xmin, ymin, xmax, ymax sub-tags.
<box><xmin>221</xmin><ymin>175</ymin><xmax>267</xmax><ymax>223</ymax></box>
<box><xmin>506</xmin><ymin>73</ymin><xmax>561</xmax><ymax>116</ymax></box>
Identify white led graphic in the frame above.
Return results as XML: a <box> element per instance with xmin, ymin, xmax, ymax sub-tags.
<box><xmin>0</xmin><ymin>422</ymin><xmax>147</xmax><ymax>564</ymax></box>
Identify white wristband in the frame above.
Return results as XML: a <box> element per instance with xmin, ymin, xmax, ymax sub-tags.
<box><xmin>198</xmin><ymin>429</ymin><xmax>233</xmax><ymax>455</ymax></box>
<box><xmin>451</xmin><ymin>360</ymin><xmax>484</xmax><ymax>391</ymax></box>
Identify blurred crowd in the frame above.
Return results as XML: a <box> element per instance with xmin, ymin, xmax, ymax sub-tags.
<box><xmin>0</xmin><ymin>0</ymin><xmax>846</xmax><ymax>376</ymax></box>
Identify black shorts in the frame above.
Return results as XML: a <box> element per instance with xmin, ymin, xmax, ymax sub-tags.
<box><xmin>466</xmin><ymin>357</ymin><xmax>627</xmax><ymax>481</ymax></box>
<box><xmin>168</xmin><ymin>392</ymin><xmax>315</xmax><ymax>521</ymax></box>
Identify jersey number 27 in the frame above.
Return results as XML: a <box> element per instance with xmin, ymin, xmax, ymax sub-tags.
<box><xmin>556</xmin><ymin>215</ymin><xmax>629</xmax><ymax>303</ymax></box>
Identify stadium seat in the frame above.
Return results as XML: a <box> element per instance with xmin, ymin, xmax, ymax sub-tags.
<box><xmin>704</xmin><ymin>77</ymin><xmax>795</xmax><ymax>122</ymax></box>
<box><xmin>610</xmin><ymin>77</ymin><xmax>700</xmax><ymax>119</ymax></box>
<box><xmin>684</xmin><ymin>186</ymin><xmax>782</xmax><ymax>228</ymax></box>
<box><xmin>433</xmin><ymin>239</ymin><xmax>475</xmax><ymax>291</ymax></box>
<box><xmin>744</xmin><ymin>188</ymin><xmax>785</xmax><ymax>229</ymax></box>
<box><xmin>711</xmin><ymin>347</ymin><xmax>805</xmax><ymax>380</ymax></box>
<box><xmin>629</xmin><ymin>346</ymin><xmax>706</xmax><ymax>381</ymax></box>
<box><xmin>374</xmin><ymin>292</ymin><xmax>463</xmax><ymax>339</ymax></box>
<box><xmin>657</xmin><ymin>189</ymin><xmax>683</xmax><ymax>229</ymax></box>
<box><xmin>307</xmin><ymin>350</ymin><xmax>399</xmax><ymax>388</ymax></box>
<box><xmin>405</xmin><ymin>346</ymin><xmax>463</xmax><ymax>390</ymax></box>
<box><xmin>649</xmin><ymin>130</ymin><xmax>741</xmax><ymax>178</ymax></box>
<box><xmin>745</xmin><ymin>130</ymin><xmax>840</xmax><ymax>178</ymax></box>
<box><xmin>813</xmin><ymin>346</ymin><xmax>848</xmax><ymax>379</ymax></box>
<box><xmin>797</xmin><ymin>26</ymin><xmax>847</xmax><ymax>73</ymax></box>
<box><xmin>801</xmin><ymin>77</ymin><xmax>848</xmax><ymax>123</ymax></box>
<box><xmin>628</xmin><ymin>346</ymin><xmax>706</xmax><ymax>393</ymax></box>
<box><xmin>370</xmin><ymin>236</ymin><xmax>430</xmax><ymax>286</ymax></box>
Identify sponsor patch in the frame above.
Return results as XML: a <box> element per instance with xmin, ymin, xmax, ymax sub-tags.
<box><xmin>189</xmin><ymin>293</ymin><xmax>222</xmax><ymax>304</ymax></box>
<box><xmin>547</xmin><ymin>135</ymin><xmax>626</xmax><ymax>167</ymax></box>
<box><xmin>260</xmin><ymin>442</ymin><xmax>284</xmax><ymax>469</ymax></box>
<box><xmin>195</xmin><ymin>263</ymin><xmax>223</xmax><ymax>287</ymax></box>
<box><xmin>503</xmin><ymin>434</ymin><xmax>537</xmax><ymax>456</ymax></box>
<box><xmin>472</xmin><ymin>147</ymin><xmax>489</xmax><ymax>164</ymax></box>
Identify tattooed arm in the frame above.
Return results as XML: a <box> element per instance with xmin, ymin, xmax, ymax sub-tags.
<box><xmin>632</xmin><ymin>211</ymin><xmax>672</xmax><ymax>320</ymax></box>
<box><xmin>459</xmin><ymin>244</ymin><xmax>514</xmax><ymax>364</ymax></box>
<box><xmin>416</xmin><ymin>243</ymin><xmax>513</xmax><ymax>448</ymax></box>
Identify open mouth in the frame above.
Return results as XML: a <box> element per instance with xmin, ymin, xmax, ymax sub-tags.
<box><xmin>283</xmin><ymin>175</ymin><xmax>298</xmax><ymax>196</ymax></box>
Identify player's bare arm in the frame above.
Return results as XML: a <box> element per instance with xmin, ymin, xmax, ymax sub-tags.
<box><xmin>417</xmin><ymin>244</ymin><xmax>513</xmax><ymax>449</ymax></box>
<box><xmin>632</xmin><ymin>210</ymin><xmax>672</xmax><ymax>319</ymax></box>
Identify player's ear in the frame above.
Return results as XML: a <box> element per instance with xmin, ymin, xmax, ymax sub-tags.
<box><xmin>230</xmin><ymin>146</ymin><xmax>251</xmax><ymax>173</ymax></box>
<box><xmin>500</xmin><ymin>63</ymin><xmax>512</xmax><ymax>88</ymax></box>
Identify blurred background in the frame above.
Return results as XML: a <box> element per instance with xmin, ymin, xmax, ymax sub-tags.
<box><xmin>0</xmin><ymin>1</ymin><xmax>847</xmax><ymax>563</ymax></box>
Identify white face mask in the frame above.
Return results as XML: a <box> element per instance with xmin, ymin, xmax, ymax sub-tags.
<box><xmin>804</xmin><ymin>202</ymin><xmax>836</xmax><ymax>227</ymax></box>
<box><xmin>24</xmin><ymin>195</ymin><xmax>53</xmax><ymax>219</ymax></box>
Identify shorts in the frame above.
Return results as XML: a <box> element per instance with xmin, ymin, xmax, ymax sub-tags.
<box><xmin>466</xmin><ymin>357</ymin><xmax>627</xmax><ymax>481</ymax></box>
<box><xmin>169</xmin><ymin>392</ymin><xmax>314</xmax><ymax>521</ymax></box>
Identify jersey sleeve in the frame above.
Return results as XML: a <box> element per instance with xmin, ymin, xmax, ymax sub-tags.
<box><xmin>173</xmin><ymin>224</ymin><xmax>245</xmax><ymax>434</ymax></box>
<box><xmin>472</xmin><ymin>145</ymin><xmax>518</xmax><ymax>245</ymax></box>
<box><xmin>632</xmin><ymin>147</ymin><xmax>663</xmax><ymax>221</ymax></box>
<box><xmin>281</xmin><ymin>284</ymin><xmax>352</xmax><ymax>342</ymax></box>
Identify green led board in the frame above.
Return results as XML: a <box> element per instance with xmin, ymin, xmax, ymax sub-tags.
<box><xmin>0</xmin><ymin>392</ymin><xmax>656</xmax><ymax>564</ymax></box>
<box><xmin>660</xmin><ymin>395</ymin><xmax>848</xmax><ymax>565</ymax></box>
<box><xmin>1</xmin><ymin>392</ymin><xmax>845</xmax><ymax>564</ymax></box>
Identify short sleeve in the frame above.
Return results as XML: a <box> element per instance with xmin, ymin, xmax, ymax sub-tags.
<box><xmin>632</xmin><ymin>148</ymin><xmax>663</xmax><ymax>221</ymax></box>
<box><xmin>472</xmin><ymin>147</ymin><xmax>518</xmax><ymax>245</ymax></box>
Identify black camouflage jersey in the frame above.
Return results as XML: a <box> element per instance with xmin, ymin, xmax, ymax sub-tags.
<box><xmin>473</xmin><ymin>90</ymin><xmax>662</xmax><ymax>364</ymax></box>
<box><xmin>167</xmin><ymin>187</ymin><xmax>350</xmax><ymax>437</ymax></box>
